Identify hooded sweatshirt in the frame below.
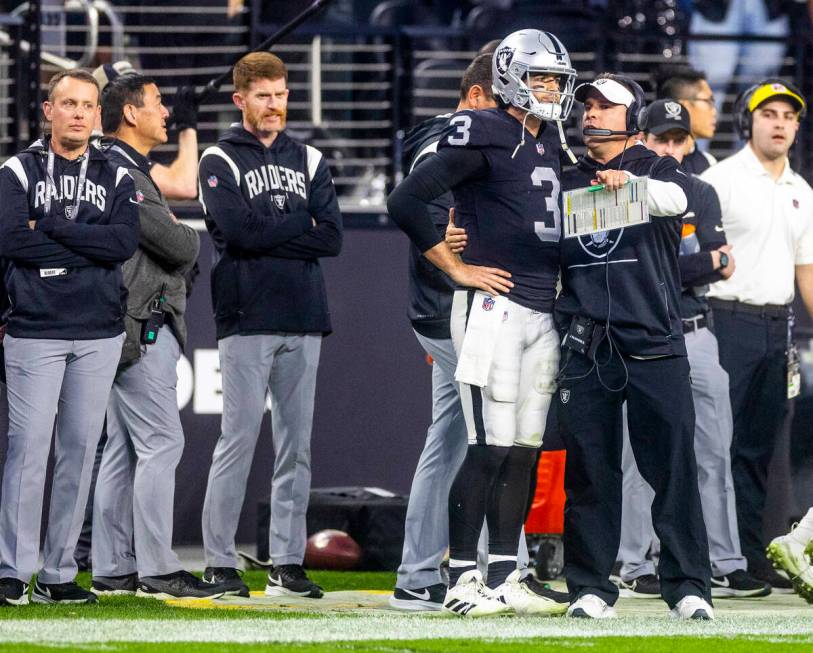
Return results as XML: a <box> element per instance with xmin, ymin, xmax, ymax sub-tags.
<box><xmin>555</xmin><ymin>144</ymin><xmax>690</xmax><ymax>357</ymax></box>
<box><xmin>198</xmin><ymin>125</ymin><xmax>343</xmax><ymax>339</ymax></box>
<box><xmin>0</xmin><ymin>137</ymin><xmax>139</xmax><ymax>339</ymax></box>
<box><xmin>402</xmin><ymin>113</ymin><xmax>456</xmax><ymax>339</ymax></box>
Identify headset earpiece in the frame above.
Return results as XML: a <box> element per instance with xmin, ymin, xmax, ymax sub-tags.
<box><xmin>609</xmin><ymin>74</ymin><xmax>647</xmax><ymax>133</ymax></box>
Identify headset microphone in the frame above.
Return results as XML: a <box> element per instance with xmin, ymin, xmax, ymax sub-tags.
<box><xmin>582</xmin><ymin>127</ymin><xmax>638</xmax><ymax>136</ymax></box>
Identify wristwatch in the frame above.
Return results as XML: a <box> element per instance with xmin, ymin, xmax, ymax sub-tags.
<box><xmin>718</xmin><ymin>252</ymin><xmax>729</xmax><ymax>270</ymax></box>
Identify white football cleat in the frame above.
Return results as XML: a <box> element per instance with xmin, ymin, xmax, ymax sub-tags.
<box><xmin>567</xmin><ymin>593</ymin><xmax>617</xmax><ymax>619</ymax></box>
<box><xmin>767</xmin><ymin>532</ymin><xmax>811</xmax><ymax>580</ymax></box>
<box><xmin>442</xmin><ymin>570</ymin><xmax>511</xmax><ymax>617</ymax></box>
<box><xmin>670</xmin><ymin>595</ymin><xmax>714</xmax><ymax>620</ymax></box>
<box><xmin>495</xmin><ymin>570</ymin><xmax>568</xmax><ymax>616</ymax></box>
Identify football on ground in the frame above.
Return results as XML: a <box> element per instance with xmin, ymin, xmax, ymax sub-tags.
<box><xmin>304</xmin><ymin>529</ymin><xmax>362</xmax><ymax>570</ymax></box>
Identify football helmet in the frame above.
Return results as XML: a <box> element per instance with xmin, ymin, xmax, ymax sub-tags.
<box><xmin>492</xmin><ymin>29</ymin><xmax>576</xmax><ymax>122</ymax></box>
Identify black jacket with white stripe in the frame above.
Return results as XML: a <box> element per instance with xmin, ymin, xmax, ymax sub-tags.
<box><xmin>199</xmin><ymin>125</ymin><xmax>343</xmax><ymax>339</ymax></box>
<box><xmin>0</xmin><ymin>137</ymin><xmax>139</xmax><ymax>339</ymax></box>
<box><xmin>402</xmin><ymin>114</ymin><xmax>456</xmax><ymax>340</ymax></box>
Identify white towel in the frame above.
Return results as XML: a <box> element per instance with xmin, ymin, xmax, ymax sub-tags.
<box><xmin>454</xmin><ymin>291</ymin><xmax>508</xmax><ymax>387</ymax></box>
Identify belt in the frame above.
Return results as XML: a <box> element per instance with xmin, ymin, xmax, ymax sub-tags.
<box><xmin>682</xmin><ymin>315</ymin><xmax>707</xmax><ymax>334</ymax></box>
<box><xmin>709</xmin><ymin>298</ymin><xmax>790</xmax><ymax>320</ymax></box>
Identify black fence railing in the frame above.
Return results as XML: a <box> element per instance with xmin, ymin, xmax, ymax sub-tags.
<box><xmin>1</xmin><ymin>8</ymin><xmax>813</xmax><ymax>217</ymax></box>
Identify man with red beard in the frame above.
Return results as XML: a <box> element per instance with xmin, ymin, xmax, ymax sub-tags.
<box><xmin>197</xmin><ymin>52</ymin><xmax>343</xmax><ymax>598</ymax></box>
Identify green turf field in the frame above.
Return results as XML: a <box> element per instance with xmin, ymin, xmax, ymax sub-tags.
<box><xmin>1</xmin><ymin>570</ymin><xmax>811</xmax><ymax>652</ymax></box>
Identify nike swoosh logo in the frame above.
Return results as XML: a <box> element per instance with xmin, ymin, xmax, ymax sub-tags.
<box><xmin>710</xmin><ymin>577</ymin><xmax>730</xmax><ymax>587</ymax></box>
<box><xmin>714</xmin><ymin>225</ymin><xmax>724</xmax><ymax>232</ymax></box>
<box><xmin>129</xmin><ymin>198</ymin><xmax>140</xmax><ymax>204</ymax></box>
<box><xmin>268</xmin><ymin>576</ymin><xmax>283</xmax><ymax>586</ymax></box>
<box><xmin>403</xmin><ymin>588</ymin><xmax>430</xmax><ymax>600</ymax></box>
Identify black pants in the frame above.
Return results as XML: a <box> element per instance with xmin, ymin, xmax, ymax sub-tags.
<box><xmin>713</xmin><ymin>305</ymin><xmax>789</xmax><ymax>568</ymax></box>
<box><xmin>556</xmin><ymin>350</ymin><xmax>711</xmax><ymax>608</ymax></box>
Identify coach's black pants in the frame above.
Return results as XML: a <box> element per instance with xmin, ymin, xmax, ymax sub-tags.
<box><xmin>712</xmin><ymin>302</ymin><xmax>789</xmax><ymax>569</ymax></box>
<box><xmin>556</xmin><ymin>351</ymin><xmax>711</xmax><ymax>608</ymax></box>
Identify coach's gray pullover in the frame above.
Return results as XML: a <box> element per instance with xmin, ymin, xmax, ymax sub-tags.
<box><xmin>106</xmin><ymin>139</ymin><xmax>200</xmax><ymax>364</ymax></box>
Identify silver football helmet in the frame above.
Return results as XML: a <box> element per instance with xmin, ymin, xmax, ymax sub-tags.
<box><xmin>492</xmin><ymin>29</ymin><xmax>577</xmax><ymax>122</ymax></box>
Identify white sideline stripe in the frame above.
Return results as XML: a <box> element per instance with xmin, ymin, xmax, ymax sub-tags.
<box><xmin>1</xmin><ymin>615</ymin><xmax>813</xmax><ymax>644</ymax></box>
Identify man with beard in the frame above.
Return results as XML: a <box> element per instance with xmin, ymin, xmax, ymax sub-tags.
<box><xmin>197</xmin><ymin>52</ymin><xmax>343</xmax><ymax>599</ymax></box>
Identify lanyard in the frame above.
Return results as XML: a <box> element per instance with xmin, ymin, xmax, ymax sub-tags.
<box><xmin>44</xmin><ymin>146</ymin><xmax>89</xmax><ymax>220</ymax></box>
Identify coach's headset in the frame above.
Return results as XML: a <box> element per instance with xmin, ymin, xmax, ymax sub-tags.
<box><xmin>580</xmin><ymin>74</ymin><xmax>649</xmax><ymax>137</ymax></box>
<box><xmin>733</xmin><ymin>78</ymin><xmax>807</xmax><ymax>140</ymax></box>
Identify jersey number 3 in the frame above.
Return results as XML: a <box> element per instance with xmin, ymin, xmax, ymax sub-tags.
<box><xmin>531</xmin><ymin>166</ymin><xmax>561</xmax><ymax>243</ymax></box>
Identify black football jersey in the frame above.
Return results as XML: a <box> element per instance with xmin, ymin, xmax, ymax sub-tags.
<box><xmin>437</xmin><ymin>108</ymin><xmax>562</xmax><ymax>313</ymax></box>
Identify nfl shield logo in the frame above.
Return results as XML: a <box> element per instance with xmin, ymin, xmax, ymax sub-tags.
<box><xmin>207</xmin><ymin>175</ymin><xmax>218</xmax><ymax>188</ymax></box>
<box><xmin>536</xmin><ymin>143</ymin><xmax>545</xmax><ymax>156</ymax></box>
<box><xmin>273</xmin><ymin>194</ymin><xmax>286</xmax><ymax>209</ymax></box>
<box><xmin>793</xmin><ymin>199</ymin><xmax>800</xmax><ymax>209</ymax></box>
<box><xmin>560</xmin><ymin>388</ymin><xmax>570</xmax><ymax>404</ymax></box>
<box><xmin>135</xmin><ymin>190</ymin><xmax>145</xmax><ymax>203</ymax></box>
<box><xmin>482</xmin><ymin>296</ymin><xmax>495</xmax><ymax>311</ymax></box>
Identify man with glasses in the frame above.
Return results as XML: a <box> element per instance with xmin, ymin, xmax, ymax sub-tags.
<box><xmin>655</xmin><ymin>66</ymin><xmax>718</xmax><ymax>175</ymax></box>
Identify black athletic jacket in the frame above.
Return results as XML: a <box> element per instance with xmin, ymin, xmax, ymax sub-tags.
<box><xmin>402</xmin><ymin>114</ymin><xmax>455</xmax><ymax>339</ymax></box>
<box><xmin>555</xmin><ymin>144</ymin><xmax>690</xmax><ymax>357</ymax></box>
<box><xmin>678</xmin><ymin>174</ymin><xmax>726</xmax><ymax>319</ymax></box>
<box><xmin>199</xmin><ymin>125</ymin><xmax>343</xmax><ymax>339</ymax></box>
<box><xmin>0</xmin><ymin>137</ymin><xmax>139</xmax><ymax>339</ymax></box>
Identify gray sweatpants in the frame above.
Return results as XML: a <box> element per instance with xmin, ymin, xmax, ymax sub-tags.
<box><xmin>0</xmin><ymin>333</ymin><xmax>123</xmax><ymax>584</ymax></box>
<box><xmin>202</xmin><ymin>333</ymin><xmax>322</xmax><ymax>568</ymax></box>
<box><xmin>92</xmin><ymin>327</ymin><xmax>184</xmax><ymax>578</ymax></box>
<box><xmin>618</xmin><ymin>326</ymin><xmax>745</xmax><ymax>579</ymax></box>
<box><xmin>396</xmin><ymin>332</ymin><xmax>529</xmax><ymax>590</ymax></box>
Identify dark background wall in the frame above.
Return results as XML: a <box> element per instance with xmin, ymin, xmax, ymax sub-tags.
<box><xmin>172</xmin><ymin>227</ymin><xmax>433</xmax><ymax>544</ymax></box>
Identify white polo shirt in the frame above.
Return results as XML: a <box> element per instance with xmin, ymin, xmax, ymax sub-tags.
<box><xmin>700</xmin><ymin>144</ymin><xmax>813</xmax><ymax>306</ymax></box>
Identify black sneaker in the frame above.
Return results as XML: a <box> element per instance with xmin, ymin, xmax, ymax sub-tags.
<box><xmin>750</xmin><ymin>564</ymin><xmax>796</xmax><ymax>594</ymax></box>
<box><xmin>137</xmin><ymin>570</ymin><xmax>226</xmax><ymax>600</ymax></box>
<box><xmin>91</xmin><ymin>573</ymin><xmax>138</xmax><ymax>596</ymax></box>
<box><xmin>615</xmin><ymin>574</ymin><xmax>660</xmax><ymax>599</ymax></box>
<box><xmin>32</xmin><ymin>580</ymin><xmax>97</xmax><ymax>604</ymax></box>
<box><xmin>203</xmin><ymin>567</ymin><xmax>250</xmax><ymax>597</ymax></box>
<box><xmin>0</xmin><ymin>578</ymin><xmax>29</xmax><ymax>606</ymax></box>
<box><xmin>265</xmin><ymin>564</ymin><xmax>323</xmax><ymax>598</ymax></box>
<box><xmin>711</xmin><ymin>569</ymin><xmax>771</xmax><ymax>598</ymax></box>
<box><xmin>389</xmin><ymin>583</ymin><xmax>446</xmax><ymax>611</ymax></box>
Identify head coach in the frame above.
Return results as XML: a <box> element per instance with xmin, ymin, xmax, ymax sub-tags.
<box><xmin>554</xmin><ymin>74</ymin><xmax>713</xmax><ymax>620</ymax></box>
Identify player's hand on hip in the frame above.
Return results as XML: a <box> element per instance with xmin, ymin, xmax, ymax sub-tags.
<box><xmin>449</xmin><ymin>261</ymin><xmax>513</xmax><ymax>296</ymax></box>
<box><xmin>594</xmin><ymin>169</ymin><xmax>629</xmax><ymax>191</ymax></box>
<box><xmin>446</xmin><ymin>207</ymin><xmax>467</xmax><ymax>254</ymax></box>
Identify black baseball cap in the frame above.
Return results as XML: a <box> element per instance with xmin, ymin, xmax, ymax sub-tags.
<box><xmin>645</xmin><ymin>99</ymin><xmax>691</xmax><ymax>135</ymax></box>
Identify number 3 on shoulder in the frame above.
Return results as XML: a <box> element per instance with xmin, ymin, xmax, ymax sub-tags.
<box><xmin>447</xmin><ymin>115</ymin><xmax>472</xmax><ymax>146</ymax></box>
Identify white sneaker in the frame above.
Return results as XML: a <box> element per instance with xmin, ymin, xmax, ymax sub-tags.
<box><xmin>442</xmin><ymin>570</ymin><xmax>511</xmax><ymax>617</ymax></box>
<box><xmin>495</xmin><ymin>570</ymin><xmax>568</xmax><ymax>616</ymax></box>
<box><xmin>567</xmin><ymin>593</ymin><xmax>617</xmax><ymax>619</ymax></box>
<box><xmin>670</xmin><ymin>595</ymin><xmax>714</xmax><ymax>620</ymax></box>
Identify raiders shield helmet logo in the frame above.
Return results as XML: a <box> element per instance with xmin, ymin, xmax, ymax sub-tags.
<box><xmin>495</xmin><ymin>46</ymin><xmax>515</xmax><ymax>76</ymax></box>
<box><xmin>560</xmin><ymin>388</ymin><xmax>570</xmax><ymax>404</ymax></box>
<box><xmin>273</xmin><ymin>194</ymin><xmax>286</xmax><ymax>209</ymax></box>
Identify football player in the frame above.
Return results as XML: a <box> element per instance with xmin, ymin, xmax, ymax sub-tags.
<box><xmin>388</xmin><ymin>29</ymin><xmax>575</xmax><ymax>617</ymax></box>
